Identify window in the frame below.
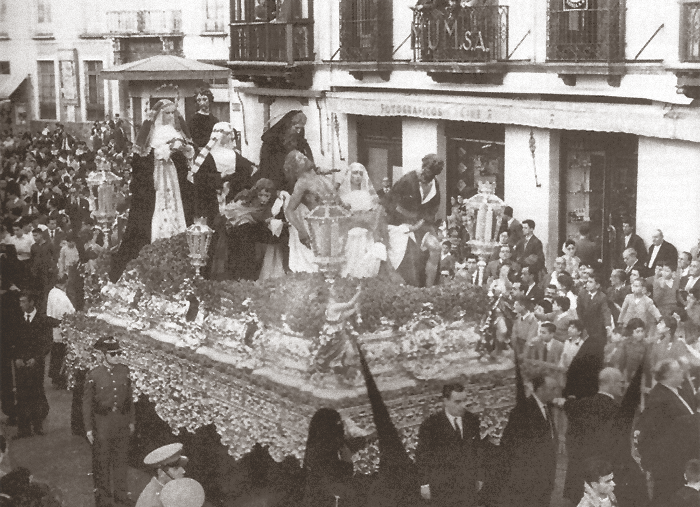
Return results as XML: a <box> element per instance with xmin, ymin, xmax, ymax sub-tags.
<box><xmin>85</xmin><ymin>61</ymin><xmax>104</xmax><ymax>122</ymax></box>
<box><xmin>37</xmin><ymin>60</ymin><xmax>56</xmax><ymax>120</ymax></box>
<box><xmin>0</xmin><ymin>61</ymin><xmax>9</xmax><ymax>74</ymax></box>
<box><xmin>36</xmin><ymin>0</ymin><xmax>51</xmax><ymax>25</ymax></box>
<box><xmin>204</xmin><ymin>0</ymin><xmax>226</xmax><ymax>32</ymax></box>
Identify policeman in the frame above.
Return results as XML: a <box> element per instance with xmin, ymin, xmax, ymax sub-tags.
<box><xmin>83</xmin><ymin>336</ymin><xmax>135</xmax><ymax>507</ymax></box>
<box><xmin>135</xmin><ymin>443</ymin><xmax>188</xmax><ymax>507</ymax></box>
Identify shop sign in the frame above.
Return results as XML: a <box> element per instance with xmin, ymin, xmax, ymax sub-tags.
<box><xmin>563</xmin><ymin>0</ymin><xmax>588</xmax><ymax>10</ymax></box>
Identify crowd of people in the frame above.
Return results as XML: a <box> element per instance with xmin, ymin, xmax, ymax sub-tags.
<box><xmin>0</xmin><ymin>88</ymin><xmax>699</xmax><ymax>507</ymax></box>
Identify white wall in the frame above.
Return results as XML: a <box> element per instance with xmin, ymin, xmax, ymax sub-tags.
<box><xmin>504</xmin><ymin>126</ymin><xmax>560</xmax><ymax>267</ymax></box>
<box><xmin>637</xmin><ymin>137</ymin><xmax>700</xmax><ymax>253</ymax></box>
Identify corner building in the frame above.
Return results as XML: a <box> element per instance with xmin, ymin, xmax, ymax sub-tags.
<box><xmin>229</xmin><ymin>0</ymin><xmax>700</xmax><ymax>272</ymax></box>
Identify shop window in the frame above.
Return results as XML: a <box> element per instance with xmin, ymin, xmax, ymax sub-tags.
<box><xmin>446</xmin><ymin>122</ymin><xmax>505</xmax><ymax>207</ymax></box>
<box><xmin>85</xmin><ymin>61</ymin><xmax>105</xmax><ymax>122</ymax></box>
<box><xmin>204</xmin><ymin>0</ymin><xmax>226</xmax><ymax>32</ymax></box>
<box><xmin>560</xmin><ymin>132</ymin><xmax>638</xmax><ymax>273</ymax></box>
<box><xmin>0</xmin><ymin>61</ymin><xmax>9</xmax><ymax>74</ymax></box>
<box><xmin>37</xmin><ymin>60</ymin><xmax>56</xmax><ymax>120</ymax></box>
<box><xmin>356</xmin><ymin>116</ymin><xmax>402</xmax><ymax>191</ymax></box>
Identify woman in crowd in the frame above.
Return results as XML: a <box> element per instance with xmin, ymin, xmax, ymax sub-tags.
<box><xmin>110</xmin><ymin>100</ymin><xmax>195</xmax><ymax>282</ymax></box>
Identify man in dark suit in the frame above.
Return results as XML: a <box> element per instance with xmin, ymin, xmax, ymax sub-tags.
<box><xmin>620</xmin><ymin>220</ymin><xmax>647</xmax><ymax>268</ymax></box>
<box><xmin>647</xmin><ymin>229</ymin><xmax>679</xmax><ymax>272</ymax></box>
<box><xmin>65</xmin><ymin>186</ymin><xmax>91</xmax><ymax>232</ymax></box>
<box><xmin>498</xmin><ymin>374</ymin><xmax>559</xmax><ymax>507</ymax></box>
<box><xmin>11</xmin><ymin>292</ymin><xmax>55</xmax><ymax>438</ymax></box>
<box><xmin>577</xmin><ymin>273</ymin><xmax>613</xmax><ymax>343</ymax></box>
<box><xmin>415</xmin><ymin>383</ymin><xmax>481</xmax><ymax>507</ymax></box>
<box><xmin>45</xmin><ymin>215</ymin><xmax>66</xmax><ymax>260</ymax></box>
<box><xmin>521</xmin><ymin>265</ymin><xmax>544</xmax><ymax>304</ymax></box>
<box><xmin>563</xmin><ymin>367</ymin><xmax>625</xmax><ymax>504</ymax></box>
<box><xmin>499</xmin><ymin>206</ymin><xmax>523</xmax><ymax>249</ymax></box>
<box><xmin>622</xmin><ymin>248</ymin><xmax>647</xmax><ymax>279</ymax></box>
<box><xmin>638</xmin><ymin>359</ymin><xmax>698</xmax><ymax>507</ymax></box>
<box><xmin>514</xmin><ymin>219</ymin><xmax>545</xmax><ymax>276</ymax></box>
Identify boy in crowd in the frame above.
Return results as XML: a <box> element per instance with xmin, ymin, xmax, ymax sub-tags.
<box><xmin>618</xmin><ymin>278</ymin><xmax>661</xmax><ymax>330</ymax></box>
<box><xmin>535</xmin><ymin>322</ymin><xmax>563</xmax><ymax>365</ymax></box>
<box><xmin>671</xmin><ymin>459</ymin><xmax>700</xmax><ymax>507</ymax></box>
<box><xmin>577</xmin><ymin>459</ymin><xmax>617</xmax><ymax>507</ymax></box>
<box><xmin>619</xmin><ymin>318</ymin><xmax>649</xmax><ymax>382</ymax></box>
<box><xmin>511</xmin><ymin>296</ymin><xmax>538</xmax><ymax>358</ymax></box>
<box><xmin>560</xmin><ymin>320</ymin><xmax>586</xmax><ymax>370</ymax></box>
<box><xmin>535</xmin><ymin>295</ymin><xmax>573</xmax><ymax>343</ymax></box>
<box><xmin>604</xmin><ymin>325</ymin><xmax>626</xmax><ymax>371</ymax></box>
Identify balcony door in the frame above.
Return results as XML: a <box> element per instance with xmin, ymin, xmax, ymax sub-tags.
<box><xmin>560</xmin><ymin>132</ymin><xmax>638</xmax><ymax>274</ymax></box>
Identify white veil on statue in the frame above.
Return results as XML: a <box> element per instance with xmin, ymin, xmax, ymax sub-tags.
<box><xmin>338</xmin><ymin>163</ymin><xmax>378</xmax><ymax>212</ymax></box>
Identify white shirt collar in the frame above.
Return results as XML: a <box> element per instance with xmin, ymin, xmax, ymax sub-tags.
<box><xmin>419</xmin><ymin>178</ymin><xmax>437</xmax><ymax>204</ymax></box>
<box><xmin>532</xmin><ymin>394</ymin><xmax>548</xmax><ymax>420</ymax></box>
<box><xmin>598</xmin><ymin>391</ymin><xmax>615</xmax><ymax>400</ymax></box>
<box><xmin>660</xmin><ymin>383</ymin><xmax>695</xmax><ymax>414</ymax></box>
<box><xmin>25</xmin><ymin>308</ymin><xmax>37</xmax><ymax>321</ymax></box>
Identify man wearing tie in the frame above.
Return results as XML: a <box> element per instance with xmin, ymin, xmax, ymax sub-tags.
<box><xmin>10</xmin><ymin>292</ymin><xmax>54</xmax><ymax>438</ymax></box>
<box><xmin>498</xmin><ymin>374</ymin><xmax>559</xmax><ymax>507</ymax></box>
<box><xmin>647</xmin><ymin>229</ymin><xmax>678</xmax><ymax>272</ymax></box>
<box><xmin>678</xmin><ymin>259</ymin><xmax>700</xmax><ymax>306</ymax></box>
<box><xmin>638</xmin><ymin>359</ymin><xmax>698</xmax><ymax>507</ymax></box>
<box><xmin>622</xmin><ymin>248</ymin><xmax>646</xmax><ymax>278</ymax></box>
<box><xmin>415</xmin><ymin>383</ymin><xmax>481</xmax><ymax>507</ymax></box>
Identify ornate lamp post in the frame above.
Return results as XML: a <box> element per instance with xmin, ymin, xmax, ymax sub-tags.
<box><xmin>186</xmin><ymin>218</ymin><xmax>213</xmax><ymax>278</ymax></box>
<box><xmin>86</xmin><ymin>155</ymin><xmax>121</xmax><ymax>249</ymax></box>
<box><xmin>304</xmin><ymin>203</ymin><xmax>353</xmax><ymax>277</ymax></box>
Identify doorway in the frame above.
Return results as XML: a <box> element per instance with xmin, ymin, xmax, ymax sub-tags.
<box><xmin>356</xmin><ymin>116</ymin><xmax>402</xmax><ymax>191</ymax></box>
<box><xmin>559</xmin><ymin>131</ymin><xmax>638</xmax><ymax>274</ymax></box>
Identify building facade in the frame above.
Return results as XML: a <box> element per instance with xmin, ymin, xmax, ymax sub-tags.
<box><xmin>0</xmin><ymin>0</ymin><xmax>232</xmax><ymax>138</ymax></box>
<box><xmin>228</xmin><ymin>0</ymin><xmax>700</xmax><ymax>272</ymax></box>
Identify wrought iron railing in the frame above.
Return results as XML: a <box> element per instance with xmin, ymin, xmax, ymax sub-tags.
<box><xmin>681</xmin><ymin>3</ymin><xmax>700</xmax><ymax>62</ymax></box>
<box><xmin>412</xmin><ymin>6</ymin><xmax>508</xmax><ymax>63</ymax></box>
<box><xmin>229</xmin><ymin>20</ymin><xmax>313</xmax><ymax>63</ymax></box>
<box><xmin>547</xmin><ymin>0</ymin><xmax>624</xmax><ymax>62</ymax></box>
<box><xmin>339</xmin><ymin>0</ymin><xmax>393</xmax><ymax>62</ymax></box>
<box><xmin>106</xmin><ymin>10</ymin><xmax>183</xmax><ymax>35</ymax></box>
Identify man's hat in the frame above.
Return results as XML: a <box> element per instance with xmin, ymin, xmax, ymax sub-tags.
<box><xmin>93</xmin><ymin>336</ymin><xmax>121</xmax><ymax>352</ymax></box>
<box><xmin>143</xmin><ymin>443</ymin><xmax>188</xmax><ymax>469</ymax></box>
<box><xmin>159</xmin><ymin>478</ymin><xmax>205</xmax><ymax>507</ymax></box>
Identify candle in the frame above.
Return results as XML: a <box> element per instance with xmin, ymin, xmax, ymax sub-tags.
<box><xmin>484</xmin><ymin>205</ymin><xmax>494</xmax><ymax>242</ymax></box>
<box><xmin>476</xmin><ymin>203</ymin><xmax>487</xmax><ymax>242</ymax></box>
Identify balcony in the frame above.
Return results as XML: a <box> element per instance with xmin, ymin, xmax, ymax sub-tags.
<box><xmin>546</xmin><ymin>0</ymin><xmax>625</xmax><ymax>86</ymax></box>
<box><xmin>670</xmin><ymin>3</ymin><xmax>700</xmax><ymax>98</ymax></box>
<box><xmin>228</xmin><ymin>0</ymin><xmax>314</xmax><ymax>89</ymax></box>
<box><xmin>106</xmin><ymin>10</ymin><xmax>183</xmax><ymax>35</ymax></box>
<box><xmin>411</xmin><ymin>6</ymin><xmax>508</xmax><ymax>83</ymax></box>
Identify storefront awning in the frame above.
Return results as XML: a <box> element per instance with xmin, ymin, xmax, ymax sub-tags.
<box><xmin>0</xmin><ymin>75</ymin><xmax>27</xmax><ymax>100</ymax></box>
<box><xmin>101</xmin><ymin>55</ymin><xmax>229</xmax><ymax>81</ymax></box>
<box><xmin>326</xmin><ymin>91</ymin><xmax>700</xmax><ymax>144</ymax></box>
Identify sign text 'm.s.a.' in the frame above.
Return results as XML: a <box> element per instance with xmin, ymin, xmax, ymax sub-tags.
<box><xmin>413</xmin><ymin>14</ymin><xmax>491</xmax><ymax>53</ymax></box>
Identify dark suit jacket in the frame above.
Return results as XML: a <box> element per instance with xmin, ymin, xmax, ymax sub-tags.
<box><xmin>439</xmin><ymin>253</ymin><xmax>455</xmax><ymax>279</ymax></box>
<box><xmin>624</xmin><ymin>259</ymin><xmax>647</xmax><ymax>279</ymax></box>
<box><xmin>621</xmin><ymin>233</ymin><xmax>647</xmax><ymax>266</ymax></box>
<box><xmin>514</xmin><ymin>234</ymin><xmax>545</xmax><ymax>274</ymax></box>
<box><xmin>638</xmin><ymin>383</ymin><xmax>696</xmax><ymax>475</ymax></box>
<box><xmin>65</xmin><ymin>196</ymin><xmax>91</xmax><ymax>230</ymax></box>
<box><xmin>670</xmin><ymin>485</ymin><xmax>700</xmax><ymax>507</ymax></box>
<box><xmin>576</xmin><ymin>237</ymin><xmax>599</xmax><ymax>268</ymax></box>
<box><xmin>415</xmin><ymin>410</ymin><xmax>481</xmax><ymax>507</ymax></box>
<box><xmin>498</xmin><ymin>396</ymin><xmax>557</xmax><ymax>507</ymax></box>
<box><xmin>10</xmin><ymin>311</ymin><xmax>54</xmax><ymax>361</ymax></box>
<box><xmin>563</xmin><ymin>393</ymin><xmax>620</xmax><ymax>502</ymax></box>
<box><xmin>577</xmin><ymin>290</ymin><xmax>612</xmax><ymax>340</ymax></box>
<box><xmin>499</xmin><ymin>217</ymin><xmax>523</xmax><ymax>248</ymax></box>
<box><xmin>384</xmin><ymin>171</ymin><xmax>441</xmax><ymax>227</ymax></box>
<box><xmin>678</xmin><ymin>275</ymin><xmax>700</xmax><ymax>305</ymax></box>
<box><xmin>648</xmin><ymin>240</ymin><xmax>679</xmax><ymax>271</ymax></box>
<box><xmin>524</xmin><ymin>282</ymin><xmax>544</xmax><ymax>304</ymax></box>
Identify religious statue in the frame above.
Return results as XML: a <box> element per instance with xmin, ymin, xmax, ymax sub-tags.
<box><xmin>110</xmin><ymin>99</ymin><xmax>195</xmax><ymax>283</ymax></box>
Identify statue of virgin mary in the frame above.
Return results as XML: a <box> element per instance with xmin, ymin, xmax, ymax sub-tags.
<box><xmin>109</xmin><ymin>99</ymin><xmax>195</xmax><ymax>282</ymax></box>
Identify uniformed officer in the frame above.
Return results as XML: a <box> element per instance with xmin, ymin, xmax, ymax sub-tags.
<box><xmin>135</xmin><ymin>443</ymin><xmax>188</xmax><ymax>507</ymax></box>
<box><xmin>83</xmin><ymin>336</ymin><xmax>135</xmax><ymax>507</ymax></box>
